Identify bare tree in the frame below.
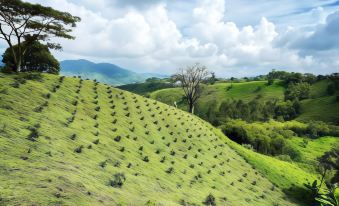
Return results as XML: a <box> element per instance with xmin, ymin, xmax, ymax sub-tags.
<box><xmin>173</xmin><ymin>63</ymin><xmax>209</xmax><ymax>113</ymax></box>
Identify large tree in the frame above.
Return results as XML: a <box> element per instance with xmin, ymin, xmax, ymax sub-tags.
<box><xmin>173</xmin><ymin>63</ymin><xmax>209</xmax><ymax>113</ymax></box>
<box><xmin>0</xmin><ymin>0</ymin><xmax>80</xmax><ymax>72</ymax></box>
<box><xmin>2</xmin><ymin>40</ymin><xmax>60</xmax><ymax>74</ymax></box>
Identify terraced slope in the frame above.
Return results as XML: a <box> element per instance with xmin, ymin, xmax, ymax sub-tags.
<box><xmin>0</xmin><ymin>73</ymin><xmax>300</xmax><ymax>205</ymax></box>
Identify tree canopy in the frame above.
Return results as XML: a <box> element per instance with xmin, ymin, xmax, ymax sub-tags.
<box><xmin>0</xmin><ymin>0</ymin><xmax>80</xmax><ymax>72</ymax></box>
<box><xmin>2</xmin><ymin>40</ymin><xmax>60</xmax><ymax>74</ymax></box>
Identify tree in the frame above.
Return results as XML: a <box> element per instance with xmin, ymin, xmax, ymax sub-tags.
<box><xmin>317</xmin><ymin>148</ymin><xmax>339</xmax><ymax>188</ymax></box>
<box><xmin>2</xmin><ymin>40</ymin><xmax>59</xmax><ymax>74</ymax></box>
<box><xmin>284</xmin><ymin>82</ymin><xmax>310</xmax><ymax>101</ymax></box>
<box><xmin>173</xmin><ymin>63</ymin><xmax>209</xmax><ymax>113</ymax></box>
<box><xmin>204</xmin><ymin>72</ymin><xmax>217</xmax><ymax>85</ymax></box>
<box><xmin>0</xmin><ymin>0</ymin><xmax>80</xmax><ymax>72</ymax></box>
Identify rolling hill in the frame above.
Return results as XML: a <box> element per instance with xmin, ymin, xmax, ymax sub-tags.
<box><xmin>0</xmin><ymin>73</ymin><xmax>317</xmax><ymax>205</ymax></box>
<box><xmin>148</xmin><ymin>80</ymin><xmax>339</xmax><ymax>124</ymax></box>
<box><xmin>60</xmin><ymin>59</ymin><xmax>164</xmax><ymax>86</ymax></box>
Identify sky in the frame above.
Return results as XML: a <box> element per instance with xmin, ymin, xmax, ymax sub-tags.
<box><xmin>1</xmin><ymin>0</ymin><xmax>339</xmax><ymax>77</ymax></box>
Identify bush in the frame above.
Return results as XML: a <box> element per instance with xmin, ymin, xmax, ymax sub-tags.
<box><xmin>143</xmin><ymin>156</ymin><xmax>149</xmax><ymax>162</ymax></box>
<box><xmin>166</xmin><ymin>167</ymin><xmax>174</xmax><ymax>174</ymax></box>
<box><xmin>203</xmin><ymin>194</ymin><xmax>216</xmax><ymax>206</ymax></box>
<box><xmin>306</xmin><ymin>121</ymin><xmax>330</xmax><ymax>138</ymax></box>
<box><xmin>27</xmin><ymin>126</ymin><xmax>39</xmax><ymax>141</ymax></box>
<box><xmin>109</xmin><ymin>173</ymin><xmax>126</xmax><ymax>188</ymax></box>
<box><xmin>74</xmin><ymin>145</ymin><xmax>84</xmax><ymax>153</ymax></box>
<box><xmin>327</xmin><ymin>83</ymin><xmax>336</xmax><ymax>95</ymax></box>
<box><xmin>114</xmin><ymin>136</ymin><xmax>121</xmax><ymax>142</ymax></box>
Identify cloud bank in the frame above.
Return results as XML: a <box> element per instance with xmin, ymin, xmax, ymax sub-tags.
<box><xmin>2</xmin><ymin>0</ymin><xmax>339</xmax><ymax>76</ymax></box>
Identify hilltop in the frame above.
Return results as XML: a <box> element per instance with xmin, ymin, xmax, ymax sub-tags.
<box><xmin>0</xmin><ymin>73</ymin><xmax>316</xmax><ymax>205</ymax></box>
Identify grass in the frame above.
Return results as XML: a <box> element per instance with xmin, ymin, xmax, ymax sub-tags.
<box><xmin>289</xmin><ymin>136</ymin><xmax>339</xmax><ymax>169</ymax></box>
<box><xmin>0</xmin><ymin>73</ymin><xmax>302</xmax><ymax>205</ymax></box>
<box><xmin>213</xmin><ymin>128</ymin><xmax>320</xmax><ymax>203</ymax></box>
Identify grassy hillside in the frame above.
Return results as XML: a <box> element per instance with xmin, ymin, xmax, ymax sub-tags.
<box><xmin>0</xmin><ymin>73</ymin><xmax>309</xmax><ymax>206</ymax></box>
<box><xmin>149</xmin><ymin>80</ymin><xmax>339</xmax><ymax>124</ymax></box>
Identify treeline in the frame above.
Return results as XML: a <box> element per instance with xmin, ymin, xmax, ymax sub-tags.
<box><xmin>207</xmin><ymin>98</ymin><xmax>301</xmax><ymax>125</ymax></box>
<box><xmin>118</xmin><ymin>77</ymin><xmax>174</xmax><ymax>96</ymax></box>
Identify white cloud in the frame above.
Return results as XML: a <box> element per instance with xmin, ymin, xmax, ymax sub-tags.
<box><xmin>1</xmin><ymin>0</ymin><xmax>338</xmax><ymax>76</ymax></box>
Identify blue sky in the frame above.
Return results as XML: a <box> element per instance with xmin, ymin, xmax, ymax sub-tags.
<box><xmin>1</xmin><ymin>0</ymin><xmax>339</xmax><ymax>76</ymax></box>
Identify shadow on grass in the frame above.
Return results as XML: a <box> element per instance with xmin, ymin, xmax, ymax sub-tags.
<box><xmin>283</xmin><ymin>185</ymin><xmax>317</xmax><ymax>206</ymax></box>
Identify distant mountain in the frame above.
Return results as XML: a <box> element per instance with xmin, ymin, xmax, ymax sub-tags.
<box><xmin>60</xmin><ymin>59</ymin><xmax>162</xmax><ymax>86</ymax></box>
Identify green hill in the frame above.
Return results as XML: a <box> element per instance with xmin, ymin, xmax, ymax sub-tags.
<box><xmin>0</xmin><ymin>73</ymin><xmax>316</xmax><ymax>205</ymax></box>
<box><xmin>149</xmin><ymin>80</ymin><xmax>339</xmax><ymax>124</ymax></box>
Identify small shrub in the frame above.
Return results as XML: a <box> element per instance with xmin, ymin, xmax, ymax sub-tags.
<box><xmin>166</xmin><ymin>167</ymin><xmax>174</xmax><ymax>174</ymax></box>
<box><xmin>27</xmin><ymin>127</ymin><xmax>39</xmax><ymax>141</ymax></box>
<box><xmin>143</xmin><ymin>156</ymin><xmax>149</xmax><ymax>162</ymax></box>
<box><xmin>70</xmin><ymin>134</ymin><xmax>77</xmax><ymax>140</ymax></box>
<box><xmin>72</xmin><ymin>100</ymin><xmax>78</xmax><ymax>106</ymax></box>
<box><xmin>33</xmin><ymin>106</ymin><xmax>44</xmax><ymax>113</ymax></box>
<box><xmin>44</xmin><ymin>93</ymin><xmax>51</xmax><ymax>99</ymax></box>
<box><xmin>99</xmin><ymin>160</ymin><xmax>107</xmax><ymax>168</ymax></box>
<box><xmin>114</xmin><ymin>136</ymin><xmax>121</xmax><ymax>142</ymax></box>
<box><xmin>113</xmin><ymin>160</ymin><xmax>121</xmax><ymax>167</ymax></box>
<box><xmin>93</xmin><ymin>139</ymin><xmax>100</xmax><ymax>145</ymax></box>
<box><xmin>74</xmin><ymin>145</ymin><xmax>84</xmax><ymax>153</ymax></box>
<box><xmin>170</xmin><ymin>150</ymin><xmax>175</xmax><ymax>156</ymax></box>
<box><xmin>203</xmin><ymin>194</ymin><xmax>216</xmax><ymax>206</ymax></box>
<box><xmin>109</xmin><ymin>173</ymin><xmax>126</xmax><ymax>188</ymax></box>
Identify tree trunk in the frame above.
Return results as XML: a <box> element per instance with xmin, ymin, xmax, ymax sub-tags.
<box><xmin>16</xmin><ymin>60</ymin><xmax>22</xmax><ymax>72</ymax></box>
<box><xmin>188</xmin><ymin>102</ymin><xmax>194</xmax><ymax>114</ymax></box>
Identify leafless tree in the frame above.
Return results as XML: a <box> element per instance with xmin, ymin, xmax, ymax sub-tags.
<box><xmin>173</xmin><ymin>63</ymin><xmax>209</xmax><ymax>113</ymax></box>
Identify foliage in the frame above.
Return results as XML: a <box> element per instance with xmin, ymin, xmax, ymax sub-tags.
<box><xmin>285</xmin><ymin>82</ymin><xmax>311</xmax><ymax>101</ymax></box>
<box><xmin>315</xmin><ymin>186</ymin><xmax>338</xmax><ymax>206</ymax></box>
<box><xmin>109</xmin><ymin>173</ymin><xmax>126</xmax><ymax>188</ymax></box>
<box><xmin>118</xmin><ymin>78</ymin><xmax>174</xmax><ymax>96</ymax></box>
<box><xmin>203</xmin><ymin>194</ymin><xmax>216</xmax><ymax>206</ymax></box>
<box><xmin>2</xmin><ymin>41</ymin><xmax>60</xmax><ymax>74</ymax></box>
<box><xmin>0</xmin><ymin>0</ymin><xmax>80</xmax><ymax>71</ymax></box>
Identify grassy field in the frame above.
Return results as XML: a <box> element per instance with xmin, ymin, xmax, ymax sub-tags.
<box><xmin>149</xmin><ymin>80</ymin><xmax>339</xmax><ymax>124</ymax></box>
<box><xmin>0</xmin><ymin>73</ymin><xmax>312</xmax><ymax>206</ymax></box>
<box><xmin>289</xmin><ymin>136</ymin><xmax>339</xmax><ymax>169</ymax></box>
